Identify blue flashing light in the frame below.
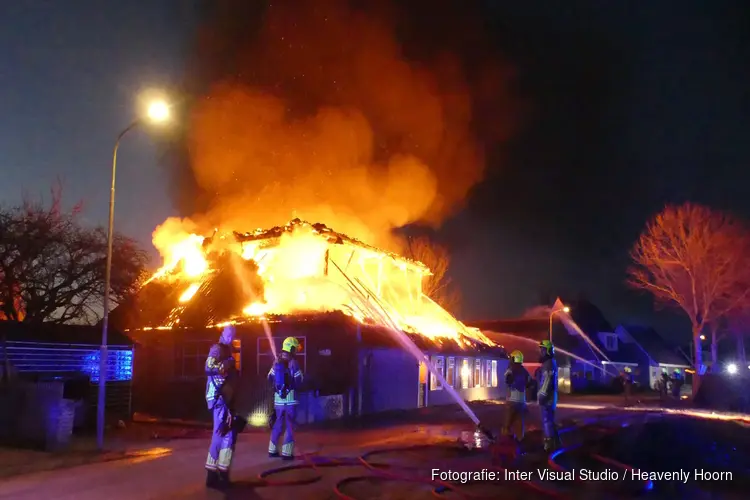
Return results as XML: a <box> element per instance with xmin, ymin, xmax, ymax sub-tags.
<box><xmin>644</xmin><ymin>480</ymin><xmax>654</xmax><ymax>491</ymax></box>
<box><xmin>82</xmin><ymin>349</ymin><xmax>134</xmax><ymax>382</ymax></box>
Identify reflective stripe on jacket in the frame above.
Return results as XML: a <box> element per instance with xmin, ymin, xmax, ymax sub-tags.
<box><xmin>268</xmin><ymin>359</ymin><xmax>304</xmax><ymax>406</ymax></box>
<box><xmin>537</xmin><ymin>358</ymin><xmax>558</xmax><ymax>408</ymax></box>
<box><xmin>505</xmin><ymin>363</ymin><xmax>531</xmax><ymax>403</ymax></box>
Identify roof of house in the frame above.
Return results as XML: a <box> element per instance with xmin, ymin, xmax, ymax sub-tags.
<box><xmin>598</xmin><ymin>335</ymin><xmax>643</xmax><ymax>364</ymax></box>
<box><xmin>467</xmin><ymin>317</ymin><xmax>588</xmax><ymax>360</ymax></box>
<box><xmin>124</xmin><ymin>310</ymin><xmax>501</xmax><ymax>354</ymax></box>
<box><xmin>233</xmin><ymin>218</ymin><xmax>428</xmax><ymax>271</ymax></box>
<box><xmin>619</xmin><ymin>325</ymin><xmax>691</xmax><ymax>366</ymax></box>
<box><xmin>110</xmin><ymin>218</ymin><xmax>495</xmax><ymax>349</ymax></box>
<box><xmin>470</xmin><ymin>303</ymin><xmax>642</xmax><ymax>364</ymax></box>
<box><xmin>0</xmin><ymin>321</ymin><xmax>133</xmax><ymax>346</ymax></box>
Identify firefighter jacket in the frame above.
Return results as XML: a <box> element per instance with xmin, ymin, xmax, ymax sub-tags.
<box><xmin>505</xmin><ymin>362</ymin><xmax>532</xmax><ymax>404</ymax></box>
<box><xmin>537</xmin><ymin>357</ymin><xmax>558</xmax><ymax>408</ymax></box>
<box><xmin>268</xmin><ymin>357</ymin><xmax>304</xmax><ymax>406</ymax></box>
<box><xmin>205</xmin><ymin>342</ymin><xmax>237</xmax><ymax>409</ymax></box>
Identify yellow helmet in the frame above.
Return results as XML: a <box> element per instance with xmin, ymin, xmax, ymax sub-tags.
<box><xmin>539</xmin><ymin>339</ymin><xmax>554</xmax><ymax>355</ymax></box>
<box><xmin>624</xmin><ymin>366</ymin><xmax>632</xmax><ymax>373</ymax></box>
<box><xmin>282</xmin><ymin>336</ymin><xmax>300</xmax><ymax>353</ymax></box>
<box><xmin>510</xmin><ymin>350</ymin><xmax>524</xmax><ymax>363</ymax></box>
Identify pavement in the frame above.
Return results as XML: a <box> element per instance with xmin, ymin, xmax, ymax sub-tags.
<box><xmin>0</xmin><ymin>401</ymin><xmax>616</xmax><ymax>500</ymax></box>
<box><xmin>0</xmin><ymin>395</ymin><xmax>705</xmax><ymax>500</ymax></box>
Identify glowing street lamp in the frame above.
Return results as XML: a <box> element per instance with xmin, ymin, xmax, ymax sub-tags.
<box><xmin>549</xmin><ymin>304</ymin><xmax>570</xmax><ymax>341</ymax></box>
<box><xmin>146</xmin><ymin>100</ymin><xmax>170</xmax><ymax>123</ymax></box>
<box><xmin>699</xmin><ymin>334</ymin><xmax>706</xmax><ymax>341</ymax></box>
<box><xmin>726</xmin><ymin>363</ymin><xmax>738</xmax><ymax>375</ymax></box>
<box><xmin>97</xmin><ymin>97</ymin><xmax>171</xmax><ymax>451</ymax></box>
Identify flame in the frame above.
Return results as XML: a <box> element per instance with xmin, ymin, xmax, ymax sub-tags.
<box><xmin>178</xmin><ymin>283</ymin><xmax>201</xmax><ymax>303</ymax></box>
<box><xmin>146</xmin><ymin>219</ymin><xmax>494</xmax><ymax>348</ymax></box>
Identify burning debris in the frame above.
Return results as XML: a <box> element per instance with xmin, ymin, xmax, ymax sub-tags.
<box><xmin>131</xmin><ymin>218</ymin><xmax>493</xmax><ymax>349</ymax></box>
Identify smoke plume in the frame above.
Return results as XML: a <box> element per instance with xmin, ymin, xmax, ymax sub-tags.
<box><xmin>169</xmin><ymin>0</ymin><xmax>519</xmax><ymax>249</ymax></box>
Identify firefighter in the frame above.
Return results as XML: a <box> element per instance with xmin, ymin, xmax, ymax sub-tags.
<box><xmin>503</xmin><ymin>350</ymin><xmax>534</xmax><ymax>441</ymax></box>
<box><xmin>659</xmin><ymin>368</ymin><xmax>669</xmax><ymax>402</ymax></box>
<box><xmin>622</xmin><ymin>366</ymin><xmax>634</xmax><ymax>405</ymax></box>
<box><xmin>204</xmin><ymin>325</ymin><xmax>240</xmax><ymax>489</ymax></box>
<box><xmin>268</xmin><ymin>336</ymin><xmax>304</xmax><ymax>460</ymax></box>
<box><xmin>537</xmin><ymin>339</ymin><xmax>561</xmax><ymax>452</ymax></box>
<box><xmin>671</xmin><ymin>369</ymin><xmax>683</xmax><ymax>398</ymax></box>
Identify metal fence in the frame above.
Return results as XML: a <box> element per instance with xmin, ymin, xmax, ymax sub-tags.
<box><xmin>1</xmin><ymin>341</ymin><xmax>134</xmax><ymax>419</ymax></box>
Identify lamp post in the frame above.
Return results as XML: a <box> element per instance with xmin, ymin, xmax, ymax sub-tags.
<box><xmin>97</xmin><ymin>100</ymin><xmax>170</xmax><ymax>451</ymax></box>
<box><xmin>549</xmin><ymin>305</ymin><xmax>570</xmax><ymax>342</ymax></box>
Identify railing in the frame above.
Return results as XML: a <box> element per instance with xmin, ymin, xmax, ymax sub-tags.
<box><xmin>1</xmin><ymin>341</ymin><xmax>133</xmax><ymax>382</ymax></box>
<box><xmin>0</xmin><ymin>341</ymin><xmax>134</xmax><ymax>420</ymax></box>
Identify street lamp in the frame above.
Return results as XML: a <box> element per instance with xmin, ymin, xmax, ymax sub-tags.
<box><xmin>97</xmin><ymin>98</ymin><xmax>170</xmax><ymax>451</ymax></box>
<box><xmin>549</xmin><ymin>305</ymin><xmax>570</xmax><ymax>341</ymax></box>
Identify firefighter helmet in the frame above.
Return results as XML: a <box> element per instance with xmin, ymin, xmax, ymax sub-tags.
<box><xmin>282</xmin><ymin>336</ymin><xmax>300</xmax><ymax>354</ymax></box>
<box><xmin>510</xmin><ymin>350</ymin><xmax>524</xmax><ymax>363</ymax></box>
<box><xmin>539</xmin><ymin>339</ymin><xmax>554</xmax><ymax>356</ymax></box>
<box><xmin>624</xmin><ymin>366</ymin><xmax>632</xmax><ymax>373</ymax></box>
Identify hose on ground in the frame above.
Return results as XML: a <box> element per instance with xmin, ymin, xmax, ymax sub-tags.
<box><xmin>256</xmin><ymin>411</ymin><xmax>645</xmax><ymax>499</ymax></box>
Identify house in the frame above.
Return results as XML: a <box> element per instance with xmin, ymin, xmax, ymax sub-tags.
<box><xmin>112</xmin><ymin>219</ymin><xmax>509</xmax><ymax>426</ymax></box>
<box><xmin>0</xmin><ymin>321</ymin><xmax>134</xmax><ymax>430</ymax></box>
<box><xmin>468</xmin><ymin>317</ymin><xmax>578</xmax><ymax>393</ymax></box>
<box><xmin>615</xmin><ymin>325</ymin><xmax>692</xmax><ymax>389</ymax></box>
<box><xmin>470</xmin><ymin>299</ymin><xmax>649</xmax><ymax>392</ymax></box>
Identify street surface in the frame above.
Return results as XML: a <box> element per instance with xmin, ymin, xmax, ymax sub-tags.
<box><xmin>0</xmin><ymin>400</ymin><xmax>675</xmax><ymax>499</ymax></box>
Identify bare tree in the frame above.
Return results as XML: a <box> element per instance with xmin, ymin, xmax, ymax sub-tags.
<box><xmin>403</xmin><ymin>236</ymin><xmax>462</xmax><ymax>314</ymax></box>
<box><xmin>0</xmin><ymin>186</ymin><xmax>148</xmax><ymax>325</ymax></box>
<box><xmin>727</xmin><ymin>299</ymin><xmax>750</xmax><ymax>369</ymax></box>
<box><xmin>627</xmin><ymin>203</ymin><xmax>750</xmax><ymax>394</ymax></box>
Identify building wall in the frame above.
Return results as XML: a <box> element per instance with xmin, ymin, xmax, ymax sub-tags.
<box><xmin>425</xmin><ymin>354</ymin><xmax>508</xmax><ymax>406</ymax></box>
<box><xmin>361</xmin><ymin>348</ymin><xmax>419</xmax><ymax>414</ymax></box>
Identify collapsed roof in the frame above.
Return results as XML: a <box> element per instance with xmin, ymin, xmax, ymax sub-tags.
<box><xmin>112</xmin><ymin>218</ymin><xmax>495</xmax><ymax>350</ymax></box>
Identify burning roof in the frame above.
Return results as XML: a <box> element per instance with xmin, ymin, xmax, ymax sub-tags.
<box><xmin>116</xmin><ymin>218</ymin><xmax>494</xmax><ymax>349</ymax></box>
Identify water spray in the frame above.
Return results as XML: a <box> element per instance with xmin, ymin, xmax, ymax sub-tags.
<box><xmin>329</xmin><ymin>260</ymin><xmax>494</xmax><ymax>442</ymax></box>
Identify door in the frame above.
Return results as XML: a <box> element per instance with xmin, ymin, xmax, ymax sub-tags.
<box><xmin>417</xmin><ymin>361</ymin><xmax>428</xmax><ymax>408</ymax></box>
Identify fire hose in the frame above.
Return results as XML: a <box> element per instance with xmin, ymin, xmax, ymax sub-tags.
<box><xmin>256</xmin><ymin>412</ymin><xmax>649</xmax><ymax>499</ymax></box>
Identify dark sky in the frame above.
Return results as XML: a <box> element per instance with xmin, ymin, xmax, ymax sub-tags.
<box><xmin>2</xmin><ymin>1</ymin><xmax>749</xmax><ymax>342</ymax></box>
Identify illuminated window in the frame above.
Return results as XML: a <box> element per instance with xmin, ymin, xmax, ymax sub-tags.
<box><xmin>460</xmin><ymin>358</ymin><xmax>471</xmax><ymax>389</ymax></box>
<box><xmin>485</xmin><ymin>360</ymin><xmax>493</xmax><ymax>388</ymax></box>
<box><xmin>474</xmin><ymin>359</ymin><xmax>482</xmax><ymax>388</ymax></box>
<box><xmin>446</xmin><ymin>357</ymin><xmax>455</xmax><ymax>387</ymax></box>
<box><xmin>430</xmin><ymin>356</ymin><xmax>445</xmax><ymax>391</ymax></box>
<box><xmin>491</xmin><ymin>360</ymin><xmax>498</xmax><ymax>387</ymax></box>
<box><xmin>232</xmin><ymin>339</ymin><xmax>242</xmax><ymax>372</ymax></box>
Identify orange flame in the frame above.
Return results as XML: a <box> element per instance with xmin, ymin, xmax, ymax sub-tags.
<box><xmin>147</xmin><ymin>219</ymin><xmax>493</xmax><ymax>348</ymax></box>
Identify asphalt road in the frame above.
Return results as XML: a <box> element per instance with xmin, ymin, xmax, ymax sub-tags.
<box><xmin>0</xmin><ymin>404</ymin><xmax>614</xmax><ymax>500</ymax></box>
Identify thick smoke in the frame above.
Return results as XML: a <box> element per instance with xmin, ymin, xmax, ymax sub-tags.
<box><xmin>170</xmin><ymin>0</ymin><xmax>519</xmax><ymax>249</ymax></box>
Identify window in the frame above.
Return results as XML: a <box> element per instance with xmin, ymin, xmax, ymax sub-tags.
<box><xmin>604</xmin><ymin>334</ymin><xmax>617</xmax><ymax>351</ymax></box>
<box><xmin>257</xmin><ymin>336</ymin><xmax>307</xmax><ymax>374</ymax></box>
<box><xmin>446</xmin><ymin>357</ymin><xmax>455</xmax><ymax>387</ymax></box>
<box><xmin>175</xmin><ymin>340</ymin><xmax>214</xmax><ymax>379</ymax></box>
<box><xmin>491</xmin><ymin>360</ymin><xmax>498</xmax><ymax>387</ymax></box>
<box><xmin>474</xmin><ymin>359</ymin><xmax>482</xmax><ymax>388</ymax></box>
<box><xmin>460</xmin><ymin>358</ymin><xmax>472</xmax><ymax>389</ymax></box>
<box><xmin>485</xmin><ymin>360</ymin><xmax>493</xmax><ymax>387</ymax></box>
<box><xmin>232</xmin><ymin>339</ymin><xmax>242</xmax><ymax>372</ymax></box>
<box><xmin>430</xmin><ymin>356</ymin><xmax>445</xmax><ymax>391</ymax></box>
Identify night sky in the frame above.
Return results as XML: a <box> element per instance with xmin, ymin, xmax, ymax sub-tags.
<box><xmin>2</xmin><ymin>1</ymin><xmax>749</xmax><ymax>343</ymax></box>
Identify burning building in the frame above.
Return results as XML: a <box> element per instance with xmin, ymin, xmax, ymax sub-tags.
<box><xmin>112</xmin><ymin>219</ymin><xmax>508</xmax><ymax>425</ymax></box>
